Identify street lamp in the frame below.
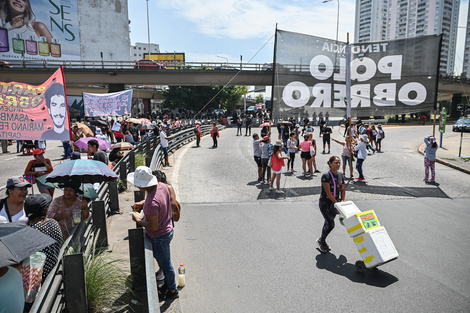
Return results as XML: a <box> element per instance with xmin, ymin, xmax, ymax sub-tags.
<box><xmin>323</xmin><ymin>0</ymin><xmax>339</xmax><ymax>71</ymax></box>
<box><xmin>146</xmin><ymin>0</ymin><xmax>151</xmax><ymax>60</ymax></box>
<box><xmin>217</xmin><ymin>55</ymin><xmax>228</xmax><ymax>64</ymax></box>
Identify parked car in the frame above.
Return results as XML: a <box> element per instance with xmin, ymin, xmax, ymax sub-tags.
<box><xmin>134</xmin><ymin>59</ymin><xmax>166</xmax><ymax>69</ymax></box>
<box><xmin>452</xmin><ymin>117</ymin><xmax>470</xmax><ymax>132</ymax></box>
<box><xmin>213</xmin><ymin>109</ymin><xmax>224</xmax><ymax>116</ymax></box>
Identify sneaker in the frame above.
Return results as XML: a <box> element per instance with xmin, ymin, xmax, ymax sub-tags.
<box><xmin>267</xmin><ymin>180</ymin><xmax>271</xmax><ymax>184</ymax></box>
<box><xmin>275</xmin><ymin>189</ymin><xmax>284</xmax><ymax>194</ymax></box>
<box><xmin>314</xmin><ymin>170</ymin><xmax>321</xmax><ymax>173</ymax></box>
<box><xmin>358</xmin><ymin>178</ymin><xmax>365</xmax><ymax>181</ymax></box>
<box><xmin>262</xmin><ymin>180</ymin><xmax>268</xmax><ymax>184</ymax></box>
<box><xmin>316</xmin><ymin>238</ymin><xmax>329</xmax><ymax>253</ymax></box>
<box><xmin>165</xmin><ymin>289</ymin><xmax>179</xmax><ymax>300</ymax></box>
<box><xmin>422</xmin><ymin>178</ymin><xmax>428</xmax><ymax>182</ymax></box>
<box><xmin>269</xmin><ymin>186</ymin><xmax>274</xmax><ymax>191</ymax></box>
<box><xmin>258</xmin><ymin>178</ymin><xmax>262</xmax><ymax>182</ymax></box>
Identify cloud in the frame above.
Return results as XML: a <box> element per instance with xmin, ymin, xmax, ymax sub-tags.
<box><xmin>162</xmin><ymin>0</ymin><xmax>356</xmax><ymax>41</ymax></box>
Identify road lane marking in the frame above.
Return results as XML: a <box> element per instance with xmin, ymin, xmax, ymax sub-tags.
<box><xmin>172</xmin><ymin>142</ymin><xmax>192</xmax><ymax>196</ymax></box>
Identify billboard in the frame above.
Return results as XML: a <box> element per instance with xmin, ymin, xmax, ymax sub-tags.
<box><xmin>273</xmin><ymin>30</ymin><xmax>442</xmax><ymax>119</ymax></box>
<box><xmin>0</xmin><ymin>0</ymin><xmax>80</xmax><ymax>61</ymax></box>
<box><xmin>0</xmin><ymin>67</ymin><xmax>72</xmax><ymax>141</ymax></box>
<box><xmin>146</xmin><ymin>53</ymin><xmax>185</xmax><ymax>69</ymax></box>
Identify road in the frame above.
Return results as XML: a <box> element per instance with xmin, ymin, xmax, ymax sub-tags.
<box><xmin>0</xmin><ymin>141</ymin><xmax>65</xmax><ymax>192</ymax></box>
<box><xmin>167</xmin><ymin>125</ymin><xmax>469</xmax><ymax>313</ymax></box>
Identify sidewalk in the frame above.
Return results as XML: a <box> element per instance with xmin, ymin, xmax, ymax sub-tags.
<box><xmin>418</xmin><ymin>132</ymin><xmax>470</xmax><ymax>174</ymax></box>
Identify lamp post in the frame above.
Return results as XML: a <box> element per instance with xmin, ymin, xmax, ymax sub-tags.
<box><xmin>323</xmin><ymin>0</ymin><xmax>339</xmax><ymax>71</ymax></box>
<box><xmin>217</xmin><ymin>55</ymin><xmax>228</xmax><ymax>64</ymax></box>
<box><xmin>146</xmin><ymin>0</ymin><xmax>151</xmax><ymax>60</ymax></box>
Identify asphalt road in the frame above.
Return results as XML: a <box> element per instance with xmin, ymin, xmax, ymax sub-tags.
<box><xmin>167</xmin><ymin>125</ymin><xmax>470</xmax><ymax>313</ymax></box>
<box><xmin>0</xmin><ymin>141</ymin><xmax>65</xmax><ymax>192</ymax></box>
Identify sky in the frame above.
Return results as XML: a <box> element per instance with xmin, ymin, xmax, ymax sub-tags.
<box><xmin>128</xmin><ymin>0</ymin><xmax>469</xmax><ymax>74</ymax></box>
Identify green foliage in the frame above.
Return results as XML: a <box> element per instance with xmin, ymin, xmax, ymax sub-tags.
<box><xmin>256</xmin><ymin>94</ymin><xmax>264</xmax><ymax>104</ymax></box>
<box><xmin>135</xmin><ymin>152</ymin><xmax>145</xmax><ymax>168</ymax></box>
<box><xmin>162</xmin><ymin>85</ymin><xmax>247</xmax><ymax>112</ymax></box>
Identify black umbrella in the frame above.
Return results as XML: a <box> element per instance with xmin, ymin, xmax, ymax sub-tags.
<box><xmin>0</xmin><ymin>223</ymin><xmax>56</xmax><ymax>267</ymax></box>
<box><xmin>90</xmin><ymin>120</ymin><xmax>108</xmax><ymax>127</ymax></box>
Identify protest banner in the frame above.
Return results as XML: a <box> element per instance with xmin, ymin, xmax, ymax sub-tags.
<box><xmin>83</xmin><ymin>90</ymin><xmax>133</xmax><ymax>117</ymax></box>
<box><xmin>0</xmin><ymin>66</ymin><xmax>71</xmax><ymax>141</ymax></box>
<box><xmin>272</xmin><ymin>29</ymin><xmax>442</xmax><ymax>119</ymax></box>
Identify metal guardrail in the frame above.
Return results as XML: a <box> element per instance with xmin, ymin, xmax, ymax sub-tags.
<box><xmin>30</xmin><ymin>120</ymin><xmax>221</xmax><ymax>313</ymax></box>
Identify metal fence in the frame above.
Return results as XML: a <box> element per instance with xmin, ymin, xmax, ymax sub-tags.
<box><xmin>29</xmin><ymin>121</ymin><xmax>216</xmax><ymax>313</ymax></box>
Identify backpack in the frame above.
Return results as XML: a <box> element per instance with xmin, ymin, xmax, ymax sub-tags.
<box><xmin>172</xmin><ymin>201</ymin><xmax>181</xmax><ymax>222</ymax></box>
<box><xmin>194</xmin><ymin>126</ymin><xmax>198</xmax><ymax>134</ymax></box>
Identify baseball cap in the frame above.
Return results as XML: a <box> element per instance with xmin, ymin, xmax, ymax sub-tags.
<box><xmin>24</xmin><ymin>194</ymin><xmax>52</xmax><ymax>218</ymax></box>
<box><xmin>7</xmin><ymin>176</ymin><xmax>32</xmax><ymax>188</ymax></box>
<box><xmin>263</xmin><ymin>136</ymin><xmax>270</xmax><ymax>141</ymax></box>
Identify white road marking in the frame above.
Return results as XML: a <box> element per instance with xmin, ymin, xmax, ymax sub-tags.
<box><xmin>172</xmin><ymin>142</ymin><xmax>192</xmax><ymax>196</ymax></box>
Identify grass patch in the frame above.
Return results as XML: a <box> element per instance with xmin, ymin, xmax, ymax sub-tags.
<box><xmin>135</xmin><ymin>152</ymin><xmax>145</xmax><ymax>168</ymax></box>
<box><xmin>442</xmin><ymin>158</ymin><xmax>458</xmax><ymax>161</ymax></box>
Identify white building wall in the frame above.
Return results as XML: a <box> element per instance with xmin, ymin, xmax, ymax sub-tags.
<box><xmin>78</xmin><ymin>0</ymin><xmax>130</xmax><ymax>61</ymax></box>
<box><xmin>130</xmin><ymin>42</ymin><xmax>160</xmax><ymax>61</ymax></box>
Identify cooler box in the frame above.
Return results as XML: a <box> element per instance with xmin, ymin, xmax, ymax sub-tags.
<box><xmin>343</xmin><ymin>210</ymin><xmax>381</xmax><ymax>237</ymax></box>
<box><xmin>353</xmin><ymin>226</ymin><xmax>399</xmax><ymax>268</ymax></box>
<box><xmin>334</xmin><ymin>201</ymin><xmax>361</xmax><ymax>219</ymax></box>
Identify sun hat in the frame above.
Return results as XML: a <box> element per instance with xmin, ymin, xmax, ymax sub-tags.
<box><xmin>24</xmin><ymin>194</ymin><xmax>52</xmax><ymax>218</ymax></box>
<box><xmin>32</xmin><ymin>148</ymin><xmax>44</xmax><ymax>155</ymax></box>
<box><xmin>6</xmin><ymin>176</ymin><xmax>32</xmax><ymax>188</ymax></box>
<box><xmin>127</xmin><ymin>166</ymin><xmax>158</xmax><ymax>188</ymax></box>
<box><xmin>274</xmin><ymin>140</ymin><xmax>283</xmax><ymax>147</ymax></box>
<box><xmin>361</xmin><ymin>134</ymin><xmax>370</xmax><ymax>143</ymax></box>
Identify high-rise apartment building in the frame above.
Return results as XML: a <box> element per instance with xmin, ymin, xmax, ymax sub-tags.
<box><xmin>463</xmin><ymin>3</ymin><xmax>470</xmax><ymax>77</ymax></box>
<box><xmin>354</xmin><ymin>0</ymin><xmax>460</xmax><ymax>75</ymax></box>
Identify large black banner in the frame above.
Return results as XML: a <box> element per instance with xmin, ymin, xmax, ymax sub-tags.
<box><xmin>272</xmin><ymin>29</ymin><xmax>442</xmax><ymax>119</ymax></box>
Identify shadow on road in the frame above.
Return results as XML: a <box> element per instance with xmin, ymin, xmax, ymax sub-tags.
<box><xmin>346</xmin><ymin>182</ymin><xmax>450</xmax><ymax>198</ymax></box>
<box><xmin>315</xmin><ymin>253</ymin><xmax>399</xmax><ymax>288</ymax></box>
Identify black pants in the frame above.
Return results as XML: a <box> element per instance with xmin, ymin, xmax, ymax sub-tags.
<box><xmin>196</xmin><ymin>135</ymin><xmax>201</xmax><ymax>147</ymax></box>
<box><xmin>319</xmin><ymin>200</ymin><xmax>337</xmax><ymax>241</ymax></box>
<box><xmin>212</xmin><ymin>135</ymin><xmax>217</xmax><ymax>147</ymax></box>
<box><xmin>287</xmin><ymin>152</ymin><xmax>296</xmax><ymax>169</ymax></box>
<box><xmin>245</xmin><ymin>125</ymin><xmax>251</xmax><ymax>136</ymax></box>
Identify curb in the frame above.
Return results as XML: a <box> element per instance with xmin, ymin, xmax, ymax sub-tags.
<box><xmin>418</xmin><ymin>143</ymin><xmax>470</xmax><ymax>175</ymax></box>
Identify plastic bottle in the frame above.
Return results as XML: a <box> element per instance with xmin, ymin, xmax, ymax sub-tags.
<box><xmin>178</xmin><ymin>263</ymin><xmax>185</xmax><ymax>287</ymax></box>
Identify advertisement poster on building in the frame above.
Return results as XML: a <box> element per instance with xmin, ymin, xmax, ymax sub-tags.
<box><xmin>147</xmin><ymin>53</ymin><xmax>185</xmax><ymax>69</ymax></box>
<box><xmin>0</xmin><ymin>66</ymin><xmax>72</xmax><ymax>141</ymax></box>
<box><xmin>0</xmin><ymin>0</ymin><xmax>80</xmax><ymax>61</ymax></box>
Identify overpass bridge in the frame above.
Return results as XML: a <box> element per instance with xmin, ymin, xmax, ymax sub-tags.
<box><xmin>0</xmin><ymin>60</ymin><xmax>469</xmax><ymax>98</ymax></box>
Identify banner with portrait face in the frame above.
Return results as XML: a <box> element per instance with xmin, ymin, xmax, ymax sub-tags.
<box><xmin>272</xmin><ymin>29</ymin><xmax>442</xmax><ymax>120</ymax></box>
<box><xmin>83</xmin><ymin>90</ymin><xmax>133</xmax><ymax>117</ymax></box>
<box><xmin>0</xmin><ymin>66</ymin><xmax>71</xmax><ymax>140</ymax></box>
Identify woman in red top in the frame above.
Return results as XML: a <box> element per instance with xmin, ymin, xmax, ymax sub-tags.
<box><xmin>269</xmin><ymin>140</ymin><xmax>289</xmax><ymax>194</ymax></box>
<box><xmin>211</xmin><ymin>122</ymin><xmax>219</xmax><ymax>148</ymax></box>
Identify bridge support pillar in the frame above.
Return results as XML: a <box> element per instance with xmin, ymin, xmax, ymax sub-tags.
<box><xmin>108</xmin><ymin>84</ymin><xmax>125</xmax><ymax>92</ymax></box>
<box><xmin>450</xmin><ymin>93</ymin><xmax>462</xmax><ymax>118</ymax></box>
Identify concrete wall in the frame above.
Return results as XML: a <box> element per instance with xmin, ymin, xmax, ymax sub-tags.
<box><xmin>78</xmin><ymin>0</ymin><xmax>130</xmax><ymax>61</ymax></box>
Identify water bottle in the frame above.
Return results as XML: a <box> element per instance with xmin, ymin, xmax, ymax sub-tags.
<box><xmin>178</xmin><ymin>263</ymin><xmax>186</xmax><ymax>287</ymax></box>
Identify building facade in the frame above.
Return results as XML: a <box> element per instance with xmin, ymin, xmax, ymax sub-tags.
<box><xmin>130</xmin><ymin>43</ymin><xmax>161</xmax><ymax>61</ymax></box>
<box><xmin>463</xmin><ymin>3</ymin><xmax>470</xmax><ymax>77</ymax></box>
<box><xmin>354</xmin><ymin>0</ymin><xmax>460</xmax><ymax>75</ymax></box>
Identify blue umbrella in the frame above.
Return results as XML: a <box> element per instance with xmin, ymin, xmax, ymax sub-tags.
<box><xmin>45</xmin><ymin>159</ymin><xmax>118</xmax><ymax>184</ymax></box>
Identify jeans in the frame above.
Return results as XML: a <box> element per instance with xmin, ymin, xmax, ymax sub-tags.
<box><xmin>62</xmin><ymin>141</ymin><xmax>72</xmax><ymax>159</ymax></box>
<box><xmin>356</xmin><ymin>158</ymin><xmax>364</xmax><ymax>178</ymax></box>
<box><xmin>150</xmin><ymin>230</ymin><xmax>177</xmax><ymax>291</ymax></box>
<box><xmin>261</xmin><ymin>158</ymin><xmax>271</xmax><ymax>181</ymax></box>
<box><xmin>237</xmin><ymin>125</ymin><xmax>242</xmax><ymax>135</ymax></box>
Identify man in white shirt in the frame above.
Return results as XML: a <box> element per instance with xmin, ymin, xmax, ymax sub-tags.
<box><xmin>160</xmin><ymin>125</ymin><xmax>175</xmax><ymax>167</ymax></box>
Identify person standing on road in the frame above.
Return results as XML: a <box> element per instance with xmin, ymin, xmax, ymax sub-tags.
<box><xmin>211</xmin><ymin>122</ymin><xmax>219</xmax><ymax>148</ymax></box>
<box><xmin>236</xmin><ymin>117</ymin><xmax>243</xmax><ymax>136</ymax></box>
<box><xmin>195</xmin><ymin>122</ymin><xmax>202</xmax><ymax>147</ymax></box>
<box><xmin>308</xmin><ymin>132</ymin><xmax>321</xmax><ymax>174</ymax></box>
<box><xmin>269</xmin><ymin>140</ymin><xmax>289</xmax><ymax>194</ymax></box>
<box><xmin>245</xmin><ymin>115</ymin><xmax>252</xmax><ymax>136</ymax></box>
<box><xmin>376</xmin><ymin>125</ymin><xmax>385</xmax><ymax>152</ymax></box>
<box><xmin>354</xmin><ymin>135</ymin><xmax>368</xmax><ymax>181</ymax></box>
<box><xmin>253</xmin><ymin>134</ymin><xmax>263</xmax><ymax>182</ymax></box>
<box><xmin>160</xmin><ymin>125</ymin><xmax>175</xmax><ymax>167</ymax></box>
<box><xmin>423</xmin><ymin>136</ymin><xmax>438</xmax><ymax>183</ymax></box>
<box><xmin>128</xmin><ymin>166</ymin><xmax>179</xmax><ymax>300</ymax></box>
<box><xmin>260</xmin><ymin>136</ymin><xmax>273</xmax><ymax>184</ymax></box>
<box><xmin>332</xmin><ymin>136</ymin><xmax>355</xmax><ymax>178</ymax></box>
<box><xmin>299</xmin><ymin>134</ymin><xmax>313</xmax><ymax>176</ymax></box>
<box><xmin>317</xmin><ymin>156</ymin><xmax>345</xmax><ymax>253</ymax></box>
<box><xmin>321</xmin><ymin>122</ymin><xmax>332</xmax><ymax>154</ymax></box>
<box><xmin>286</xmin><ymin>132</ymin><xmax>298</xmax><ymax>173</ymax></box>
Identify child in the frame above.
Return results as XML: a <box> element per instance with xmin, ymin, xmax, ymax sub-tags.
<box><xmin>269</xmin><ymin>141</ymin><xmax>289</xmax><ymax>194</ymax></box>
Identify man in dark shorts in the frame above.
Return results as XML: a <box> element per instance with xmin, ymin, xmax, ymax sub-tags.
<box><xmin>321</xmin><ymin>122</ymin><xmax>332</xmax><ymax>154</ymax></box>
<box><xmin>252</xmin><ymin>133</ymin><xmax>262</xmax><ymax>182</ymax></box>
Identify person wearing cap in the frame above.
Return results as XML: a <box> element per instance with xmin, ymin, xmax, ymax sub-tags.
<box><xmin>376</xmin><ymin>124</ymin><xmax>385</xmax><ymax>152</ymax></box>
<box><xmin>24</xmin><ymin>148</ymin><xmax>54</xmax><ymax>197</ymax></box>
<box><xmin>260</xmin><ymin>136</ymin><xmax>273</xmax><ymax>184</ymax></box>
<box><xmin>127</xmin><ymin>166</ymin><xmax>179</xmax><ymax>300</ymax></box>
<box><xmin>354</xmin><ymin>135</ymin><xmax>369</xmax><ymax>181</ymax></box>
<box><xmin>160</xmin><ymin>125</ymin><xmax>175</xmax><ymax>167</ymax></box>
<box><xmin>269</xmin><ymin>140</ymin><xmax>289</xmax><ymax>193</ymax></box>
<box><xmin>24</xmin><ymin>194</ymin><xmax>61</xmax><ymax>283</ymax></box>
<box><xmin>0</xmin><ymin>176</ymin><xmax>32</xmax><ymax>224</ymax></box>
<box><xmin>423</xmin><ymin>135</ymin><xmax>438</xmax><ymax>183</ymax></box>
<box><xmin>194</xmin><ymin>122</ymin><xmax>202</xmax><ymax>147</ymax></box>
<box><xmin>47</xmin><ymin>180</ymin><xmax>89</xmax><ymax>239</ymax></box>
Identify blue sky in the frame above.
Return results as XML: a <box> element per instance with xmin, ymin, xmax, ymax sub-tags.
<box><xmin>128</xmin><ymin>0</ymin><xmax>469</xmax><ymax>74</ymax></box>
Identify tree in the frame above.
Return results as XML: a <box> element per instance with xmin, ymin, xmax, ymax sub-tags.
<box><xmin>161</xmin><ymin>85</ymin><xmax>247</xmax><ymax>113</ymax></box>
<box><xmin>256</xmin><ymin>94</ymin><xmax>264</xmax><ymax>104</ymax></box>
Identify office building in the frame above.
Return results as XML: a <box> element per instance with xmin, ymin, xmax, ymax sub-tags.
<box><xmin>463</xmin><ymin>3</ymin><xmax>470</xmax><ymax>77</ymax></box>
<box><xmin>131</xmin><ymin>43</ymin><xmax>161</xmax><ymax>61</ymax></box>
<box><xmin>355</xmin><ymin>0</ymin><xmax>460</xmax><ymax>74</ymax></box>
